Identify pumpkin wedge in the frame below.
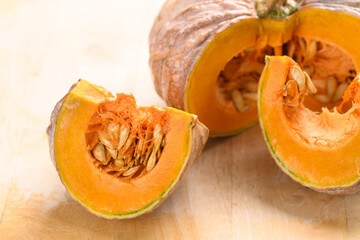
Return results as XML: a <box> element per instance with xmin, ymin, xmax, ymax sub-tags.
<box><xmin>47</xmin><ymin>79</ymin><xmax>208</xmax><ymax>219</ymax></box>
<box><xmin>258</xmin><ymin>56</ymin><xmax>360</xmax><ymax>194</ymax></box>
<box><xmin>149</xmin><ymin>0</ymin><xmax>360</xmax><ymax>136</ymax></box>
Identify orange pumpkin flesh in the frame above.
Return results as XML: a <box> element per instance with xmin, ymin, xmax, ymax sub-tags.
<box><xmin>258</xmin><ymin>56</ymin><xmax>360</xmax><ymax>194</ymax></box>
<box><xmin>47</xmin><ymin>80</ymin><xmax>208</xmax><ymax>218</ymax></box>
<box><xmin>150</xmin><ymin>1</ymin><xmax>360</xmax><ymax>136</ymax></box>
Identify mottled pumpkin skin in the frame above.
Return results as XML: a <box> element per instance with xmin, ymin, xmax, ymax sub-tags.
<box><xmin>149</xmin><ymin>0</ymin><xmax>360</xmax><ymax>135</ymax></box>
<box><xmin>149</xmin><ymin>0</ymin><xmax>254</xmax><ymax>109</ymax></box>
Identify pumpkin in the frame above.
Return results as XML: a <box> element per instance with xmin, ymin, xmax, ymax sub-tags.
<box><xmin>258</xmin><ymin>56</ymin><xmax>360</xmax><ymax>194</ymax></box>
<box><xmin>149</xmin><ymin>0</ymin><xmax>360</xmax><ymax>136</ymax></box>
<box><xmin>47</xmin><ymin>79</ymin><xmax>208</xmax><ymax>219</ymax></box>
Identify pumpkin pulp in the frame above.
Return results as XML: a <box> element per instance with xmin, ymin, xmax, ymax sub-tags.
<box><xmin>54</xmin><ymin>80</ymin><xmax>197</xmax><ymax>217</ymax></box>
<box><xmin>186</xmin><ymin>9</ymin><xmax>360</xmax><ymax>136</ymax></box>
<box><xmin>86</xmin><ymin>93</ymin><xmax>169</xmax><ymax>180</ymax></box>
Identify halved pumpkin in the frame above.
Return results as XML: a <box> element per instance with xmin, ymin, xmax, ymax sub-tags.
<box><xmin>47</xmin><ymin>79</ymin><xmax>208</xmax><ymax>219</ymax></box>
<box><xmin>258</xmin><ymin>56</ymin><xmax>360</xmax><ymax>194</ymax></box>
<box><xmin>149</xmin><ymin>0</ymin><xmax>360</xmax><ymax>136</ymax></box>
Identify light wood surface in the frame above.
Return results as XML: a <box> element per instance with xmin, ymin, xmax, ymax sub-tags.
<box><xmin>1</xmin><ymin>0</ymin><xmax>360</xmax><ymax>239</ymax></box>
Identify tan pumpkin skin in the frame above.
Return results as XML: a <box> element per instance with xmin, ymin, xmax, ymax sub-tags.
<box><xmin>47</xmin><ymin>80</ymin><xmax>209</xmax><ymax>219</ymax></box>
<box><xmin>149</xmin><ymin>0</ymin><xmax>360</xmax><ymax>134</ymax></box>
<box><xmin>150</xmin><ymin>0</ymin><xmax>254</xmax><ymax>110</ymax></box>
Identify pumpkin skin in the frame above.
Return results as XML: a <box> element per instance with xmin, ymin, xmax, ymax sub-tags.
<box><xmin>258</xmin><ymin>56</ymin><xmax>360</xmax><ymax>195</ymax></box>
<box><xmin>149</xmin><ymin>0</ymin><xmax>360</xmax><ymax>137</ymax></box>
<box><xmin>47</xmin><ymin>80</ymin><xmax>208</xmax><ymax>219</ymax></box>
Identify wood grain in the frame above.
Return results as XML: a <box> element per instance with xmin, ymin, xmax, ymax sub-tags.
<box><xmin>0</xmin><ymin>0</ymin><xmax>359</xmax><ymax>239</ymax></box>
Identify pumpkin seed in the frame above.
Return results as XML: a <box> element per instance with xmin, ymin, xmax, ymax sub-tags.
<box><xmin>98</xmin><ymin>130</ymin><xmax>117</xmax><ymax>159</ymax></box>
<box><xmin>122</xmin><ymin>133</ymin><xmax>135</xmax><ymax>154</ymax></box>
<box><xmin>140</xmin><ymin>154</ymin><xmax>146</xmax><ymax>165</ymax></box>
<box><xmin>114</xmin><ymin>159</ymin><xmax>125</xmax><ymax>167</ymax></box>
<box><xmin>231</xmin><ymin>89</ymin><xmax>245</xmax><ymax>112</ymax></box>
<box><xmin>107</xmin><ymin>122</ymin><xmax>119</xmax><ymax>142</ymax></box>
<box><xmin>92</xmin><ymin>143</ymin><xmax>109</xmax><ymax>165</ymax></box>
<box><xmin>137</xmin><ymin>136</ymin><xmax>145</xmax><ymax>154</ymax></box>
<box><xmin>326</xmin><ymin>76</ymin><xmax>337</xmax><ymax>99</ymax></box>
<box><xmin>153</xmin><ymin>125</ymin><xmax>162</xmax><ymax>150</ymax></box>
<box><xmin>136</xmin><ymin>131</ymin><xmax>146</xmax><ymax>160</ymax></box>
<box><xmin>146</xmin><ymin>124</ymin><xmax>162</xmax><ymax>172</ymax></box>
<box><xmin>304</xmin><ymin>72</ymin><xmax>317</xmax><ymax>94</ymax></box>
<box><xmin>146</xmin><ymin>154</ymin><xmax>156</xmax><ymax>172</ymax></box>
<box><xmin>307</xmin><ymin>40</ymin><xmax>317</xmax><ymax>59</ymax></box>
<box><xmin>133</xmin><ymin>140</ymin><xmax>139</xmax><ymax>158</ymax></box>
<box><xmin>244</xmin><ymin>81</ymin><xmax>258</xmax><ymax>93</ymax></box>
<box><xmin>106</xmin><ymin>150</ymin><xmax>111</xmax><ymax>164</ymax></box>
<box><xmin>333</xmin><ymin>82</ymin><xmax>348</xmax><ymax>101</ymax></box>
<box><xmin>142</xmin><ymin>132</ymin><xmax>152</xmax><ymax>161</ymax></box>
<box><xmin>98</xmin><ymin>130</ymin><xmax>115</xmax><ymax>150</ymax></box>
<box><xmin>287</xmin><ymin>41</ymin><xmax>295</xmax><ymax>58</ymax></box>
<box><xmin>106</xmin><ymin>147</ymin><xmax>117</xmax><ymax>159</ymax></box>
<box><xmin>290</xmin><ymin>65</ymin><xmax>306</xmax><ymax>91</ymax></box>
<box><xmin>242</xmin><ymin>92</ymin><xmax>257</xmax><ymax>102</ymax></box>
<box><xmin>117</xmin><ymin>166</ymin><xmax>129</xmax><ymax>172</ymax></box>
<box><xmin>117</xmin><ymin>125</ymin><xmax>130</xmax><ymax>150</ymax></box>
<box><xmin>299</xmin><ymin>38</ymin><xmax>306</xmax><ymax>55</ymax></box>
<box><xmin>314</xmin><ymin>94</ymin><xmax>330</xmax><ymax>103</ymax></box>
<box><xmin>128</xmin><ymin>160</ymin><xmax>134</xmax><ymax>167</ymax></box>
<box><xmin>143</xmin><ymin>142</ymin><xmax>153</xmax><ymax>166</ymax></box>
<box><xmin>122</xmin><ymin>166</ymin><xmax>140</xmax><ymax>177</ymax></box>
<box><xmin>312</xmin><ymin>79</ymin><xmax>326</xmax><ymax>90</ymax></box>
<box><xmin>285</xmin><ymin>80</ymin><xmax>299</xmax><ymax>98</ymax></box>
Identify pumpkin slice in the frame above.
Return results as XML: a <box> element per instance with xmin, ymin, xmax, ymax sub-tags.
<box><xmin>47</xmin><ymin>80</ymin><xmax>208</xmax><ymax>219</ymax></box>
<box><xmin>149</xmin><ymin>0</ymin><xmax>360</xmax><ymax>136</ymax></box>
<box><xmin>258</xmin><ymin>56</ymin><xmax>360</xmax><ymax>194</ymax></box>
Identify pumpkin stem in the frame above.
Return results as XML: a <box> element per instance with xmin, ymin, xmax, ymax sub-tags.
<box><xmin>255</xmin><ymin>0</ymin><xmax>298</xmax><ymax>19</ymax></box>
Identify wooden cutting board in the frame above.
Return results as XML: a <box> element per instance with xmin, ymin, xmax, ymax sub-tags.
<box><xmin>1</xmin><ymin>0</ymin><xmax>360</xmax><ymax>239</ymax></box>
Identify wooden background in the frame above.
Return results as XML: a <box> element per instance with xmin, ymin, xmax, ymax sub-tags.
<box><xmin>1</xmin><ymin>0</ymin><xmax>360</xmax><ymax>239</ymax></box>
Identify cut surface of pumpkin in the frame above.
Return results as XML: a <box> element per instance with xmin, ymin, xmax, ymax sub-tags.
<box><xmin>149</xmin><ymin>0</ymin><xmax>360</xmax><ymax>136</ymax></box>
<box><xmin>258</xmin><ymin>56</ymin><xmax>360</xmax><ymax>194</ymax></box>
<box><xmin>47</xmin><ymin>80</ymin><xmax>208</xmax><ymax>219</ymax></box>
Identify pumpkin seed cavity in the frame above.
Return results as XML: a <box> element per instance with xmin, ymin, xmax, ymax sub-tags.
<box><xmin>216</xmin><ymin>46</ymin><xmax>269</xmax><ymax>112</ymax></box>
<box><xmin>86</xmin><ymin>94</ymin><xmax>168</xmax><ymax>180</ymax></box>
<box><xmin>216</xmin><ymin>37</ymin><xmax>356</xmax><ymax>112</ymax></box>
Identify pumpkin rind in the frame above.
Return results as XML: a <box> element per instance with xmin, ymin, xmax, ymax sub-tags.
<box><xmin>47</xmin><ymin>80</ymin><xmax>209</xmax><ymax>219</ymax></box>
<box><xmin>149</xmin><ymin>0</ymin><xmax>360</xmax><ymax>136</ymax></box>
